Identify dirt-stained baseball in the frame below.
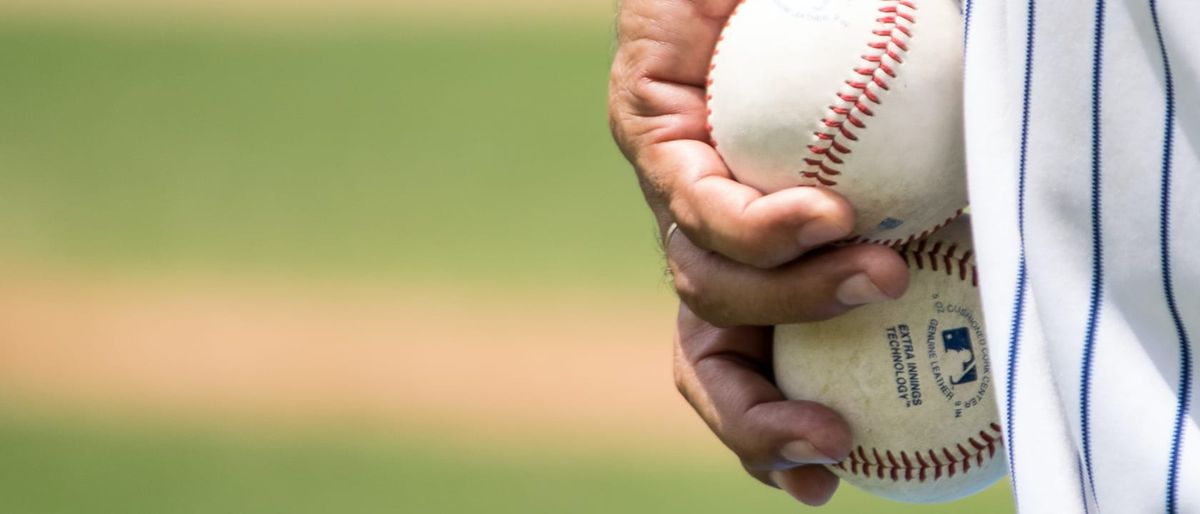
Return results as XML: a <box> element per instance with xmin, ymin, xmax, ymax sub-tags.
<box><xmin>706</xmin><ymin>0</ymin><xmax>967</xmax><ymax>245</ymax></box>
<box><xmin>774</xmin><ymin>216</ymin><xmax>1004</xmax><ymax>503</ymax></box>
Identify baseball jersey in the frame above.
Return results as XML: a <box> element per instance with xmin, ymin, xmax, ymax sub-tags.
<box><xmin>962</xmin><ymin>0</ymin><xmax>1199</xmax><ymax>512</ymax></box>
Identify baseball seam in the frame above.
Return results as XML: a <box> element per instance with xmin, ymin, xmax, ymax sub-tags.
<box><xmin>831</xmin><ymin>230</ymin><xmax>995</xmax><ymax>482</ymax></box>
<box><xmin>708</xmin><ymin>1</ymin><xmax>944</xmax><ymax>247</ymax></box>
<box><xmin>844</xmin><ymin>208</ymin><xmax>965</xmax><ymax>248</ymax></box>
<box><xmin>704</xmin><ymin>0</ymin><xmax>744</xmax><ymax>139</ymax></box>
<box><xmin>897</xmin><ymin>227</ymin><xmax>979</xmax><ymax>286</ymax></box>
<box><xmin>834</xmin><ymin>423</ymin><xmax>1003</xmax><ymax>482</ymax></box>
<box><xmin>802</xmin><ymin>0</ymin><xmax>917</xmax><ymax>188</ymax></box>
<box><xmin>704</xmin><ymin>0</ymin><xmax>917</xmax><ymax>187</ymax></box>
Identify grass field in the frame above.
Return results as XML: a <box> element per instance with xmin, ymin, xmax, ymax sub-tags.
<box><xmin>0</xmin><ymin>408</ymin><xmax>1014</xmax><ymax>514</ymax></box>
<box><xmin>0</xmin><ymin>18</ymin><xmax>661</xmax><ymax>291</ymax></box>
<box><xmin>0</xmin><ymin>14</ymin><xmax>1015</xmax><ymax>513</ymax></box>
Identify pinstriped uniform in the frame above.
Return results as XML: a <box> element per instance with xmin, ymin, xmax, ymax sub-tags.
<box><xmin>962</xmin><ymin>0</ymin><xmax>1198</xmax><ymax>511</ymax></box>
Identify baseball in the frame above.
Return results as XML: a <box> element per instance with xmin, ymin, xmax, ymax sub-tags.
<box><xmin>707</xmin><ymin>0</ymin><xmax>967</xmax><ymax>245</ymax></box>
<box><xmin>773</xmin><ymin>216</ymin><xmax>1004</xmax><ymax>503</ymax></box>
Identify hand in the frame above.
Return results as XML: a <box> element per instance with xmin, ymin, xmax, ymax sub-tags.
<box><xmin>674</xmin><ymin>304</ymin><xmax>852</xmax><ymax>506</ymax></box>
<box><xmin>609</xmin><ymin>0</ymin><xmax>912</xmax><ymax>505</ymax></box>
<box><xmin>608</xmin><ymin>0</ymin><xmax>909</xmax><ymax>327</ymax></box>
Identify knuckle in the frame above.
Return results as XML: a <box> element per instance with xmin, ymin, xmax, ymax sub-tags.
<box><xmin>671</xmin><ymin>348</ymin><xmax>690</xmax><ymax>400</ymax></box>
<box><xmin>673</xmin><ymin>370</ymin><xmax>690</xmax><ymax>399</ymax></box>
<box><xmin>666</xmin><ymin>194</ymin><xmax>699</xmax><ymax>233</ymax></box>
<box><xmin>690</xmin><ymin>301</ymin><xmax>738</xmax><ymax>329</ymax></box>
<box><xmin>671</xmin><ymin>271</ymin><xmax>728</xmax><ymax>324</ymax></box>
<box><xmin>672</xmin><ymin>267</ymin><xmax>738</xmax><ymax>327</ymax></box>
<box><xmin>679</xmin><ymin>296</ymin><xmax>728</xmax><ymax>328</ymax></box>
<box><xmin>626</xmin><ymin>73</ymin><xmax>658</xmax><ymax>106</ymax></box>
<box><xmin>672</xmin><ymin>270</ymin><xmax>706</xmax><ymax>311</ymax></box>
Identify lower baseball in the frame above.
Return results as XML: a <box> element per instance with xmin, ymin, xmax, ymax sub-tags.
<box><xmin>774</xmin><ymin>216</ymin><xmax>1005</xmax><ymax>503</ymax></box>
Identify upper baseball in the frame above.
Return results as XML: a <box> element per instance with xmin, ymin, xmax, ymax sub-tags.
<box><xmin>707</xmin><ymin>0</ymin><xmax>967</xmax><ymax>245</ymax></box>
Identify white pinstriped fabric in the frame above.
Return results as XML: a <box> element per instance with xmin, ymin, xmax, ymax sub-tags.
<box><xmin>962</xmin><ymin>0</ymin><xmax>1198</xmax><ymax>511</ymax></box>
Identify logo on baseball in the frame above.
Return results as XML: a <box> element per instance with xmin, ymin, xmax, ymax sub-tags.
<box><xmin>774</xmin><ymin>216</ymin><xmax>1005</xmax><ymax>503</ymax></box>
<box><xmin>707</xmin><ymin>0</ymin><xmax>968</xmax><ymax>245</ymax></box>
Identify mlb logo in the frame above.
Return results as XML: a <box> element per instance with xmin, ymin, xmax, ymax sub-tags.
<box><xmin>942</xmin><ymin>327</ymin><xmax>978</xmax><ymax>386</ymax></box>
<box><xmin>877</xmin><ymin>217</ymin><xmax>905</xmax><ymax>231</ymax></box>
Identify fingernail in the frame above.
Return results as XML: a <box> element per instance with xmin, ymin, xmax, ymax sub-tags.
<box><xmin>835</xmin><ymin>273</ymin><xmax>893</xmax><ymax>306</ymax></box>
<box><xmin>780</xmin><ymin>440</ymin><xmax>839</xmax><ymax>465</ymax></box>
<box><xmin>798</xmin><ymin>218</ymin><xmax>847</xmax><ymax>247</ymax></box>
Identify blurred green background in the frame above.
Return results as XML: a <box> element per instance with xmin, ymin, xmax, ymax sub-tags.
<box><xmin>0</xmin><ymin>3</ymin><xmax>1013</xmax><ymax>512</ymax></box>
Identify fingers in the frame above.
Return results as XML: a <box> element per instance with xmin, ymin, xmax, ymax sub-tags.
<box><xmin>744</xmin><ymin>466</ymin><xmax>840</xmax><ymax>507</ymax></box>
<box><xmin>648</xmin><ymin>140</ymin><xmax>856</xmax><ymax>268</ymax></box>
<box><xmin>771</xmin><ymin>466</ymin><xmax>841</xmax><ymax>506</ymax></box>
<box><xmin>690</xmin><ymin>349</ymin><xmax>852</xmax><ymax>468</ymax></box>
<box><xmin>612</xmin><ymin>0</ymin><xmax>850</xmax><ymax>269</ymax></box>
<box><xmin>615</xmin><ymin>2</ymin><xmax>864</xmax><ymax>508</ymax></box>
<box><xmin>674</xmin><ymin>306</ymin><xmax>853</xmax><ymax>466</ymax></box>
<box><xmin>669</xmin><ymin>234</ymin><xmax>909</xmax><ymax>326</ymax></box>
<box><xmin>673</xmin><ymin>306</ymin><xmax>849</xmax><ymax>505</ymax></box>
<box><xmin>614</xmin><ymin>0</ymin><xmax>729</xmax><ymax>85</ymax></box>
<box><xmin>609</xmin><ymin>0</ymin><xmax>733</xmax><ymax>158</ymax></box>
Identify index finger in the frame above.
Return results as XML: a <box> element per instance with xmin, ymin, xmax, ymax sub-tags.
<box><xmin>612</xmin><ymin>0</ymin><xmax>858</xmax><ymax>268</ymax></box>
<box><xmin>654</xmin><ymin>139</ymin><xmax>857</xmax><ymax>268</ymax></box>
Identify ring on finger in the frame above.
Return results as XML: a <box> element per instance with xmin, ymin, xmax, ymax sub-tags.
<box><xmin>664</xmin><ymin>222</ymin><xmax>681</xmax><ymax>249</ymax></box>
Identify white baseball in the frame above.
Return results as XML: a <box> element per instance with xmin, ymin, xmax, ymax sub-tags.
<box><xmin>707</xmin><ymin>0</ymin><xmax>967</xmax><ymax>245</ymax></box>
<box><xmin>774</xmin><ymin>216</ymin><xmax>1005</xmax><ymax>503</ymax></box>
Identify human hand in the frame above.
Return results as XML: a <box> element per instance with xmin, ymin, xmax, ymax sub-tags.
<box><xmin>674</xmin><ymin>304</ymin><xmax>852</xmax><ymax>506</ymax></box>
<box><xmin>609</xmin><ymin>1</ymin><xmax>914</xmax><ymax>505</ymax></box>
<box><xmin>608</xmin><ymin>0</ymin><xmax>909</xmax><ymax>327</ymax></box>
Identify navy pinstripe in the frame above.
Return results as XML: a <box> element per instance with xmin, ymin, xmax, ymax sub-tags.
<box><xmin>958</xmin><ymin>2</ymin><xmax>1200</xmax><ymax>510</ymax></box>
<box><xmin>962</xmin><ymin>0</ymin><xmax>973</xmax><ymax>50</ymax></box>
<box><xmin>1004</xmin><ymin>0</ymin><xmax>1038</xmax><ymax>506</ymax></box>
<box><xmin>1079</xmin><ymin>0</ymin><xmax>1108</xmax><ymax>505</ymax></box>
<box><xmin>1147</xmin><ymin>1</ymin><xmax>1193</xmax><ymax>511</ymax></box>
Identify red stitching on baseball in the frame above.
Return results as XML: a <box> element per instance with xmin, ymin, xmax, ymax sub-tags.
<box><xmin>802</xmin><ymin>0</ymin><xmax>915</xmax><ymax>185</ymax></box>
<box><xmin>841</xmin><ymin>208</ymin><xmax>965</xmax><ymax>248</ymax></box>
<box><xmin>705</xmin><ymin>0</ymin><xmax>916</xmax><ymax>188</ymax></box>
<box><xmin>705</xmin><ymin>0</ymin><xmax>747</xmax><ymax>149</ymax></box>
<box><xmin>835</xmin><ymin>422</ymin><xmax>1003</xmax><ymax>482</ymax></box>
<box><xmin>884</xmin><ymin>217</ymin><xmax>978</xmax><ymax>286</ymax></box>
<box><xmin>834</xmin><ymin>424</ymin><xmax>1003</xmax><ymax>483</ymax></box>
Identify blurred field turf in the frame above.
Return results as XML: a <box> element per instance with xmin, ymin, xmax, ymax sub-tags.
<box><xmin>0</xmin><ymin>19</ymin><xmax>662</xmax><ymax>291</ymax></box>
<box><xmin>0</xmin><ymin>18</ymin><xmax>1015</xmax><ymax>513</ymax></box>
<box><xmin>0</xmin><ymin>410</ymin><xmax>1014</xmax><ymax>514</ymax></box>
